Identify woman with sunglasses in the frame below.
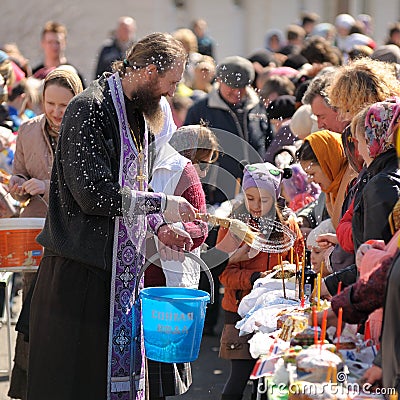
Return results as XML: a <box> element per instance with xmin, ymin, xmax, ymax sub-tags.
<box><xmin>145</xmin><ymin>124</ymin><xmax>219</xmax><ymax>400</ymax></box>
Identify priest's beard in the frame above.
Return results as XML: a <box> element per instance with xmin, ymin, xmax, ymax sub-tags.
<box><xmin>130</xmin><ymin>81</ymin><xmax>164</xmax><ymax>134</ymax></box>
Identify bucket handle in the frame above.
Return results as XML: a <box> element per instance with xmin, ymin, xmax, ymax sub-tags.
<box><xmin>134</xmin><ymin>250</ymin><xmax>214</xmax><ymax>304</ymax></box>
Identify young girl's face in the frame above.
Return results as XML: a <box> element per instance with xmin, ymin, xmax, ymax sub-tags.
<box><xmin>244</xmin><ymin>187</ymin><xmax>274</xmax><ymax>218</ymax></box>
<box><xmin>310</xmin><ymin>246</ymin><xmax>327</xmax><ymax>275</ymax></box>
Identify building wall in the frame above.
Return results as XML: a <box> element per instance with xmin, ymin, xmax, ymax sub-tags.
<box><xmin>1</xmin><ymin>0</ymin><xmax>400</xmax><ymax>85</ymax></box>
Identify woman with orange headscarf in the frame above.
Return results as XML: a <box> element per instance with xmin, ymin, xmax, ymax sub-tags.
<box><xmin>296</xmin><ymin>130</ymin><xmax>357</xmax><ymax>229</ymax></box>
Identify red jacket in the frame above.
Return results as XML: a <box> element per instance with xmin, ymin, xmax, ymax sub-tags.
<box><xmin>336</xmin><ymin>198</ymin><xmax>355</xmax><ymax>253</ymax></box>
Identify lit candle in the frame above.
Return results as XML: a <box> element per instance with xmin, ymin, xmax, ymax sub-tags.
<box><xmin>364</xmin><ymin>319</ymin><xmax>371</xmax><ymax>341</ymax></box>
<box><xmin>332</xmin><ymin>365</ymin><xmax>337</xmax><ymax>384</ymax></box>
<box><xmin>290</xmin><ymin>247</ymin><xmax>294</xmax><ymax>264</ymax></box>
<box><xmin>312</xmin><ymin>305</ymin><xmax>318</xmax><ymax>345</ymax></box>
<box><xmin>336</xmin><ymin>307</ymin><xmax>343</xmax><ymax>349</ymax></box>
<box><xmin>321</xmin><ymin>309</ymin><xmax>328</xmax><ymax>345</ymax></box>
<box><xmin>337</xmin><ymin>281</ymin><xmax>342</xmax><ymax>295</ymax></box>
<box><xmin>317</xmin><ymin>273</ymin><xmax>321</xmax><ymax>311</ymax></box>
<box><xmin>281</xmin><ymin>261</ymin><xmax>286</xmax><ymax>299</ymax></box>
<box><xmin>313</xmin><ymin>277</ymin><xmax>317</xmax><ymax>303</ymax></box>
<box><xmin>295</xmin><ymin>253</ymin><xmax>299</xmax><ymax>299</ymax></box>
<box><xmin>300</xmin><ymin>261</ymin><xmax>305</xmax><ymax>305</ymax></box>
<box><xmin>326</xmin><ymin>365</ymin><xmax>333</xmax><ymax>383</ymax></box>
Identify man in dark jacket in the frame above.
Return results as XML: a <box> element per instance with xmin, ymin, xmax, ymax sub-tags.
<box><xmin>184</xmin><ymin>55</ymin><xmax>272</xmax><ymax>205</ymax></box>
<box><xmin>94</xmin><ymin>16</ymin><xmax>136</xmax><ymax>78</ymax></box>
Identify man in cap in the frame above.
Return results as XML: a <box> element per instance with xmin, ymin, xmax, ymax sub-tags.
<box><xmin>184</xmin><ymin>55</ymin><xmax>272</xmax><ymax>336</ymax></box>
<box><xmin>184</xmin><ymin>55</ymin><xmax>272</xmax><ymax>205</ymax></box>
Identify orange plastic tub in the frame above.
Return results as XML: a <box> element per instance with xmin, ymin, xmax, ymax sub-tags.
<box><xmin>0</xmin><ymin>218</ymin><xmax>45</xmax><ymax>268</ymax></box>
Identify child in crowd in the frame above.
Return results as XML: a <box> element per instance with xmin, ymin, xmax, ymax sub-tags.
<box><xmin>216</xmin><ymin>162</ymin><xmax>304</xmax><ymax>400</ymax></box>
<box><xmin>280</xmin><ymin>162</ymin><xmax>320</xmax><ymax>212</ymax></box>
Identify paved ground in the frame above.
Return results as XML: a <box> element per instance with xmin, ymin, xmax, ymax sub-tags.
<box><xmin>0</xmin><ymin>286</ymin><xmax>253</xmax><ymax>400</ymax></box>
<box><xmin>0</xmin><ymin>282</ymin><xmax>19</xmax><ymax>400</ymax></box>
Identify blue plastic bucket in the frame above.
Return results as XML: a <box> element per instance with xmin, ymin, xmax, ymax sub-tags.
<box><xmin>140</xmin><ymin>286</ymin><xmax>210</xmax><ymax>363</ymax></box>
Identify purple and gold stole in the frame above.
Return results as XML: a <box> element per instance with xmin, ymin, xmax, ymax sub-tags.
<box><xmin>107</xmin><ymin>73</ymin><xmax>162</xmax><ymax>400</ymax></box>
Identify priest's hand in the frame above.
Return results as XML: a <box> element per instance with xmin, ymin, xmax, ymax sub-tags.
<box><xmin>163</xmin><ymin>195</ymin><xmax>197</xmax><ymax>223</ymax></box>
<box><xmin>157</xmin><ymin>224</ymin><xmax>193</xmax><ymax>262</ymax></box>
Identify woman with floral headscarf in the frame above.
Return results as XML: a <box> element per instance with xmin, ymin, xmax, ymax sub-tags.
<box><xmin>350</xmin><ymin>97</ymin><xmax>400</xmax><ymax>251</ymax></box>
<box><xmin>321</xmin><ymin>99</ymin><xmax>400</xmax><ymax>337</ymax></box>
<box><xmin>311</xmin><ymin>101</ymin><xmax>400</xmax><ymax>390</ymax></box>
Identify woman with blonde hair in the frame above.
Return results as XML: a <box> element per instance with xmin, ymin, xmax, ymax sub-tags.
<box><xmin>310</xmin><ymin>57</ymin><xmax>400</xmax><ymax>286</ymax></box>
<box><xmin>327</xmin><ymin>57</ymin><xmax>400</xmax><ymax>122</ymax></box>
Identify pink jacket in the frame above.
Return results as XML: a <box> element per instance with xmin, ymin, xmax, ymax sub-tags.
<box><xmin>358</xmin><ymin>230</ymin><xmax>400</xmax><ymax>343</ymax></box>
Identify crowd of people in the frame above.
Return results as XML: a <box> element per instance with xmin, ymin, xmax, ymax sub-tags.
<box><xmin>0</xmin><ymin>9</ymin><xmax>400</xmax><ymax>400</ymax></box>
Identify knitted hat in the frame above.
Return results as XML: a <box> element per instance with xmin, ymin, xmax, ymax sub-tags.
<box><xmin>290</xmin><ymin>104</ymin><xmax>318</xmax><ymax>139</ymax></box>
<box><xmin>168</xmin><ymin>125</ymin><xmax>199</xmax><ymax>160</ymax></box>
<box><xmin>242</xmin><ymin>162</ymin><xmax>283</xmax><ymax>199</ymax></box>
<box><xmin>216</xmin><ymin>56</ymin><xmax>255</xmax><ymax>88</ymax></box>
<box><xmin>282</xmin><ymin>163</ymin><xmax>320</xmax><ymax>200</ymax></box>
<box><xmin>267</xmin><ymin>95</ymin><xmax>296</xmax><ymax>120</ymax></box>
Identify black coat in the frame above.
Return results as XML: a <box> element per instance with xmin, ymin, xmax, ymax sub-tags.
<box><xmin>184</xmin><ymin>87</ymin><xmax>272</xmax><ymax>204</ymax></box>
<box><xmin>352</xmin><ymin>148</ymin><xmax>400</xmax><ymax>251</ymax></box>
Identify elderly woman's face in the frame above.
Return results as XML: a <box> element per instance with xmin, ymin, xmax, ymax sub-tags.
<box><xmin>300</xmin><ymin>160</ymin><xmax>332</xmax><ymax>192</ymax></box>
